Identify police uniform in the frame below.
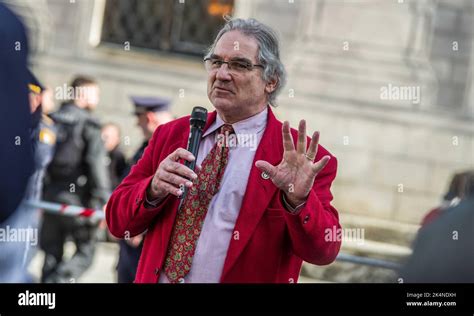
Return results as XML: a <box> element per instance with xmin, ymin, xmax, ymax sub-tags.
<box><xmin>25</xmin><ymin>72</ymin><xmax>57</xmax><ymax>202</ymax></box>
<box><xmin>40</xmin><ymin>93</ymin><xmax>111</xmax><ymax>283</ymax></box>
<box><xmin>117</xmin><ymin>96</ymin><xmax>171</xmax><ymax>283</ymax></box>
<box><xmin>14</xmin><ymin>71</ymin><xmax>57</xmax><ymax>281</ymax></box>
<box><xmin>0</xmin><ymin>4</ymin><xmax>34</xmax><ymax>225</ymax></box>
<box><xmin>26</xmin><ymin>114</ymin><xmax>56</xmax><ymax>200</ymax></box>
<box><xmin>0</xmin><ymin>6</ymin><xmax>34</xmax><ymax>282</ymax></box>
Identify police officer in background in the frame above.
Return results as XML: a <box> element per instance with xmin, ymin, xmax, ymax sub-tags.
<box><xmin>116</xmin><ymin>96</ymin><xmax>173</xmax><ymax>283</ymax></box>
<box><xmin>0</xmin><ymin>71</ymin><xmax>57</xmax><ymax>282</ymax></box>
<box><xmin>40</xmin><ymin>75</ymin><xmax>111</xmax><ymax>283</ymax></box>
<box><xmin>0</xmin><ymin>3</ymin><xmax>33</xmax><ymax>226</ymax></box>
<box><xmin>127</xmin><ymin>96</ymin><xmax>174</xmax><ymax>172</ymax></box>
<box><xmin>0</xmin><ymin>3</ymin><xmax>34</xmax><ymax>282</ymax></box>
<box><xmin>40</xmin><ymin>86</ymin><xmax>57</xmax><ymax>115</ymax></box>
<box><xmin>21</xmin><ymin>71</ymin><xmax>57</xmax><ymax>279</ymax></box>
<box><xmin>26</xmin><ymin>71</ymin><xmax>57</xmax><ymax>204</ymax></box>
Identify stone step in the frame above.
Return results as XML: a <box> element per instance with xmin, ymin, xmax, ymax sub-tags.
<box><xmin>340</xmin><ymin>213</ymin><xmax>420</xmax><ymax>247</ymax></box>
<box><xmin>300</xmin><ymin>211</ymin><xmax>417</xmax><ymax>283</ymax></box>
<box><xmin>341</xmin><ymin>239</ymin><xmax>411</xmax><ymax>262</ymax></box>
<box><xmin>297</xmin><ymin>275</ymin><xmax>332</xmax><ymax>283</ymax></box>
<box><xmin>301</xmin><ymin>260</ymin><xmax>399</xmax><ymax>283</ymax></box>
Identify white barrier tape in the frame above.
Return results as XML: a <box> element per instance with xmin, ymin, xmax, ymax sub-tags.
<box><xmin>25</xmin><ymin>200</ymin><xmax>105</xmax><ymax>220</ymax></box>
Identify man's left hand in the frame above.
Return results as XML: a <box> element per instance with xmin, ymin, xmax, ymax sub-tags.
<box><xmin>255</xmin><ymin>120</ymin><xmax>330</xmax><ymax>208</ymax></box>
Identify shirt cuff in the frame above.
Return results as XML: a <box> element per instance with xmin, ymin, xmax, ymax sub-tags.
<box><xmin>281</xmin><ymin>192</ymin><xmax>306</xmax><ymax>214</ymax></box>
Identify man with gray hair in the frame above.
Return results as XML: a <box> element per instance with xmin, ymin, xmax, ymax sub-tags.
<box><xmin>106</xmin><ymin>18</ymin><xmax>341</xmax><ymax>283</ymax></box>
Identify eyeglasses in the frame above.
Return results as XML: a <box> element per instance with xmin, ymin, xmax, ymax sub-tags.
<box><xmin>204</xmin><ymin>57</ymin><xmax>264</xmax><ymax>73</ymax></box>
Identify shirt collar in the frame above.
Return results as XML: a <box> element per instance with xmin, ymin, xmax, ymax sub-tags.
<box><xmin>203</xmin><ymin>107</ymin><xmax>268</xmax><ymax>138</ymax></box>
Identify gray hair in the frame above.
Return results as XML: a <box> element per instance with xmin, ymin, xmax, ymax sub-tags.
<box><xmin>205</xmin><ymin>18</ymin><xmax>287</xmax><ymax>106</ymax></box>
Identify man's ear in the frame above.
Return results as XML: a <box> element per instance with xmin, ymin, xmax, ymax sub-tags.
<box><xmin>146</xmin><ymin>111</ymin><xmax>156</xmax><ymax>124</ymax></box>
<box><xmin>29</xmin><ymin>93</ymin><xmax>42</xmax><ymax>113</ymax></box>
<box><xmin>265</xmin><ymin>77</ymin><xmax>278</xmax><ymax>94</ymax></box>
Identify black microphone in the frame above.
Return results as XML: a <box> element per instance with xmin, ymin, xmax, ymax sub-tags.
<box><xmin>179</xmin><ymin>106</ymin><xmax>208</xmax><ymax>210</ymax></box>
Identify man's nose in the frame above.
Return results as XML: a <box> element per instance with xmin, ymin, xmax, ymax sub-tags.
<box><xmin>215</xmin><ymin>64</ymin><xmax>232</xmax><ymax>81</ymax></box>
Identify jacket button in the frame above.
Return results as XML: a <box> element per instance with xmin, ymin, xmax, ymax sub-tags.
<box><xmin>261</xmin><ymin>172</ymin><xmax>270</xmax><ymax>180</ymax></box>
<box><xmin>303</xmin><ymin>214</ymin><xmax>310</xmax><ymax>224</ymax></box>
<box><xmin>154</xmin><ymin>268</ymin><xmax>159</xmax><ymax>275</ymax></box>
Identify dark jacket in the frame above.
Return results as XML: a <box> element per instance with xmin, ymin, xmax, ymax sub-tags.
<box><xmin>44</xmin><ymin>103</ymin><xmax>111</xmax><ymax>209</ymax></box>
<box><xmin>25</xmin><ymin>114</ymin><xmax>57</xmax><ymax>201</ymax></box>
<box><xmin>400</xmin><ymin>198</ymin><xmax>474</xmax><ymax>282</ymax></box>
<box><xmin>108</xmin><ymin>146</ymin><xmax>127</xmax><ymax>189</ymax></box>
<box><xmin>0</xmin><ymin>3</ymin><xmax>33</xmax><ymax>223</ymax></box>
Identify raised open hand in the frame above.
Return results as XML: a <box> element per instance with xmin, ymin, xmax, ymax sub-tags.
<box><xmin>255</xmin><ymin>120</ymin><xmax>330</xmax><ymax>207</ymax></box>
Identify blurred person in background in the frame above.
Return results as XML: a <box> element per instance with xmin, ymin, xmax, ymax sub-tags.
<box><xmin>125</xmin><ymin>96</ymin><xmax>174</xmax><ymax>175</ymax></box>
<box><xmin>0</xmin><ymin>68</ymin><xmax>54</xmax><ymax>282</ymax></box>
<box><xmin>40</xmin><ymin>86</ymin><xmax>56</xmax><ymax>115</ymax></box>
<box><xmin>99</xmin><ymin>123</ymin><xmax>126</xmax><ymax>242</ymax></box>
<box><xmin>421</xmin><ymin>170</ymin><xmax>474</xmax><ymax>226</ymax></box>
<box><xmin>399</xmin><ymin>171</ymin><xmax>474</xmax><ymax>282</ymax></box>
<box><xmin>101</xmin><ymin>123</ymin><xmax>127</xmax><ymax>190</ymax></box>
<box><xmin>26</xmin><ymin>71</ymin><xmax>57</xmax><ymax>206</ymax></box>
<box><xmin>0</xmin><ymin>3</ymin><xmax>33</xmax><ymax>225</ymax></box>
<box><xmin>19</xmin><ymin>72</ymin><xmax>57</xmax><ymax>280</ymax></box>
<box><xmin>116</xmin><ymin>96</ymin><xmax>173</xmax><ymax>283</ymax></box>
<box><xmin>0</xmin><ymin>3</ymin><xmax>35</xmax><ymax>283</ymax></box>
<box><xmin>40</xmin><ymin>75</ymin><xmax>111</xmax><ymax>283</ymax></box>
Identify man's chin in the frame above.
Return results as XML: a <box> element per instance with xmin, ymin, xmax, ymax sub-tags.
<box><xmin>211</xmin><ymin>98</ymin><xmax>234</xmax><ymax>110</ymax></box>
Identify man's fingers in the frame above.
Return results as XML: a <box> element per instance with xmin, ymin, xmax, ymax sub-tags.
<box><xmin>312</xmin><ymin>155</ymin><xmax>330</xmax><ymax>174</ymax></box>
<box><xmin>306</xmin><ymin>131</ymin><xmax>320</xmax><ymax>161</ymax></box>
<box><xmin>156</xmin><ymin>179</ymin><xmax>183</xmax><ymax>197</ymax></box>
<box><xmin>151</xmin><ymin>148</ymin><xmax>199</xmax><ymax>200</ymax></box>
<box><xmin>255</xmin><ymin>160</ymin><xmax>278</xmax><ymax>179</ymax></box>
<box><xmin>297</xmin><ymin>120</ymin><xmax>307</xmax><ymax>154</ymax></box>
<box><xmin>171</xmin><ymin>148</ymin><xmax>195</xmax><ymax>162</ymax></box>
<box><xmin>282</xmin><ymin>121</ymin><xmax>295</xmax><ymax>152</ymax></box>
<box><xmin>159</xmin><ymin>170</ymin><xmax>193</xmax><ymax>189</ymax></box>
<box><xmin>164</xmin><ymin>161</ymin><xmax>198</xmax><ymax>180</ymax></box>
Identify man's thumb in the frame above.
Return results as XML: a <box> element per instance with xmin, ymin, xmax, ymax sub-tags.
<box><xmin>255</xmin><ymin>160</ymin><xmax>276</xmax><ymax>178</ymax></box>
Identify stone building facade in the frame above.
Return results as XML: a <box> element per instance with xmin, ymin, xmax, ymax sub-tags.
<box><xmin>6</xmin><ymin>0</ymin><xmax>473</xmax><ymax>230</ymax></box>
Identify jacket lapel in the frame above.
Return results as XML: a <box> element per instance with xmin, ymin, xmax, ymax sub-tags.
<box><xmin>221</xmin><ymin>106</ymin><xmax>283</xmax><ymax>279</ymax></box>
<box><xmin>203</xmin><ymin>111</ymin><xmax>217</xmax><ymax>134</ymax></box>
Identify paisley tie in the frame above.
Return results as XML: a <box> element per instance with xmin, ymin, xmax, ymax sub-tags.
<box><xmin>164</xmin><ymin>124</ymin><xmax>234</xmax><ymax>283</ymax></box>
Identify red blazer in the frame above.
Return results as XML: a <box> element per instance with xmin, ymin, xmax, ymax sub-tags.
<box><xmin>106</xmin><ymin>106</ymin><xmax>341</xmax><ymax>283</ymax></box>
